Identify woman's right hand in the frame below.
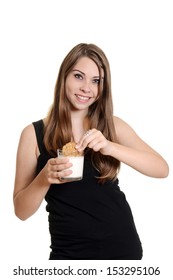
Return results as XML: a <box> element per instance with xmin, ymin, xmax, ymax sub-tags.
<box><xmin>41</xmin><ymin>157</ymin><xmax>73</xmax><ymax>185</ymax></box>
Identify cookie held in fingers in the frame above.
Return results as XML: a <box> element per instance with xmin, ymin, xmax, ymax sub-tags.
<box><xmin>62</xmin><ymin>142</ymin><xmax>82</xmax><ymax>156</ymax></box>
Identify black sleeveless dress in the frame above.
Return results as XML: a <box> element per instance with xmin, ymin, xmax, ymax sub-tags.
<box><xmin>33</xmin><ymin>120</ymin><xmax>143</xmax><ymax>260</ymax></box>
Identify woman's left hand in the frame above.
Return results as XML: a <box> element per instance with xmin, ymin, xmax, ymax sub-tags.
<box><xmin>76</xmin><ymin>129</ymin><xmax>111</xmax><ymax>155</ymax></box>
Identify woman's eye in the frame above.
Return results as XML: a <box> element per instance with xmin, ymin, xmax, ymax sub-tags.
<box><xmin>74</xmin><ymin>73</ymin><xmax>83</xmax><ymax>80</ymax></box>
<box><xmin>93</xmin><ymin>79</ymin><xmax>100</xmax><ymax>84</ymax></box>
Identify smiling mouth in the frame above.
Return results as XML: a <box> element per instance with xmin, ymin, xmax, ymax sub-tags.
<box><xmin>75</xmin><ymin>94</ymin><xmax>91</xmax><ymax>102</ymax></box>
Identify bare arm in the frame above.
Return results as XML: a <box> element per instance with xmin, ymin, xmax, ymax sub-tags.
<box><xmin>13</xmin><ymin>124</ymin><xmax>73</xmax><ymax>220</ymax></box>
<box><xmin>112</xmin><ymin>117</ymin><xmax>169</xmax><ymax>177</ymax></box>
<box><xmin>76</xmin><ymin>116</ymin><xmax>169</xmax><ymax>178</ymax></box>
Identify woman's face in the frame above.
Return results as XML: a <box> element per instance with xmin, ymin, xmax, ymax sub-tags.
<box><xmin>65</xmin><ymin>56</ymin><xmax>103</xmax><ymax>112</ymax></box>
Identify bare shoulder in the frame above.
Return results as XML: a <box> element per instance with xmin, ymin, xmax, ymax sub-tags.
<box><xmin>19</xmin><ymin>123</ymin><xmax>37</xmax><ymax>146</ymax></box>
<box><xmin>21</xmin><ymin>123</ymin><xmax>35</xmax><ymax>136</ymax></box>
<box><xmin>17</xmin><ymin>123</ymin><xmax>39</xmax><ymax>157</ymax></box>
<box><xmin>113</xmin><ymin>116</ymin><xmax>133</xmax><ymax>128</ymax></box>
<box><xmin>113</xmin><ymin>116</ymin><xmax>125</xmax><ymax>127</ymax></box>
<box><xmin>113</xmin><ymin>116</ymin><xmax>159</xmax><ymax>152</ymax></box>
<box><xmin>113</xmin><ymin>116</ymin><xmax>136</xmax><ymax>138</ymax></box>
<box><xmin>113</xmin><ymin>115</ymin><xmax>147</xmax><ymax>149</ymax></box>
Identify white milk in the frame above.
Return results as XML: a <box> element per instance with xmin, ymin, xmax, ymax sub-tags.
<box><xmin>57</xmin><ymin>149</ymin><xmax>84</xmax><ymax>181</ymax></box>
<box><xmin>63</xmin><ymin>155</ymin><xmax>84</xmax><ymax>180</ymax></box>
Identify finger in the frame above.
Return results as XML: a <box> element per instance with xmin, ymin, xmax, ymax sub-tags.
<box><xmin>77</xmin><ymin>129</ymin><xmax>94</xmax><ymax>145</ymax></box>
<box><xmin>49</xmin><ymin>157</ymin><xmax>69</xmax><ymax>165</ymax></box>
<box><xmin>49</xmin><ymin>174</ymin><xmax>69</xmax><ymax>185</ymax></box>
<box><xmin>51</xmin><ymin>162</ymin><xmax>73</xmax><ymax>172</ymax></box>
<box><xmin>87</xmin><ymin>139</ymin><xmax>101</xmax><ymax>149</ymax></box>
<box><xmin>77</xmin><ymin>130</ymin><xmax>104</xmax><ymax>151</ymax></box>
<box><xmin>83</xmin><ymin>129</ymin><xmax>93</xmax><ymax>138</ymax></box>
<box><xmin>89</xmin><ymin>141</ymin><xmax>103</xmax><ymax>152</ymax></box>
<box><xmin>76</xmin><ymin>129</ymin><xmax>96</xmax><ymax>150</ymax></box>
<box><xmin>55</xmin><ymin>169</ymin><xmax>73</xmax><ymax>180</ymax></box>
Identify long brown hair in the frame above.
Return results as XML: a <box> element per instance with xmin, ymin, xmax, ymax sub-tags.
<box><xmin>44</xmin><ymin>43</ymin><xmax>120</xmax><ymax>182</ymax></box>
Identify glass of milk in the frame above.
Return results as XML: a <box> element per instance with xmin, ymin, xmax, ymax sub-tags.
<box><xmin>57</xmin><ymin>149</ymin><xmax>84</xmax><ymax>181</ymax></box>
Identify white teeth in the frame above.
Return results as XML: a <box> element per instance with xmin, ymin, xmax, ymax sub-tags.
<box><xmin>76</xmin><ymin>95</ymin><xmax>90</xmax><ymax>101</ymax></box>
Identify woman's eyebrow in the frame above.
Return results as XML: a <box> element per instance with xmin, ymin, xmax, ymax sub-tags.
<box><xmin>72</xmin><ymin>69</ymin><xmax>103</xmax><ymax>79</ymax></box>
<box><xmin>72</xmin><ymin>69</ymin><xmax>85</xmax><ymax>75</ymax></box>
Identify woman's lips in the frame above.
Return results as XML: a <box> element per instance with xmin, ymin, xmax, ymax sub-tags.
<box><xmin>75</xmin><ymin>94</ymin><xmax>91</xmax><ymax>103</ymax></box>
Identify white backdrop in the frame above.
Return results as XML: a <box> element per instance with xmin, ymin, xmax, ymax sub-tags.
<box><xmin>0</xmin><ymin>0</ymin><xmax>172</xmax><ymax>279</ymax></box>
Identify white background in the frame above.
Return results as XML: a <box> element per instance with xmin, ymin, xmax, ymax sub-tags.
<box><xmin>0</xmin><ymin>0</ymin><xmax>172</xmax><ymax>279</ymax></box>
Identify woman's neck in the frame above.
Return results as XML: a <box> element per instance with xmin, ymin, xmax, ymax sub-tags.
<box><xmin>71</xmin><ymin>110</ymin><xmax>89</xmax><ymax>143</ymax></box>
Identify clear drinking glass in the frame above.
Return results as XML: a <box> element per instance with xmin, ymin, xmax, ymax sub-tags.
<box><xmin>57</xmin><ymin>149</ymin><xmax>84</xmax><ymax>181</ymax></box>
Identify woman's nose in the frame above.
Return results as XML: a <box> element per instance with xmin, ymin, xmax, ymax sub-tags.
<box><xmin>80</xmin><ymin>80</ymin><xmax>91</xmax><ymax>93</ymax></box>
<box><xmin>80</xmin><ymin>87</ymin><xmax>91</xmax><ymax>93</ymax></box>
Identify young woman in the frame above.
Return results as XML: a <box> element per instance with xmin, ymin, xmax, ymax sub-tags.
<box><xmin>13</xmin><ymin>43</ymin><xmax>169</xmax><ymax>260</ymax></box>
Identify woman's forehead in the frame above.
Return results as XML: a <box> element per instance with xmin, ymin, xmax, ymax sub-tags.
<box><xmin>73</xmin><ymin>57</ymin><xmax>104</xmax><ymax>77</ymax></box>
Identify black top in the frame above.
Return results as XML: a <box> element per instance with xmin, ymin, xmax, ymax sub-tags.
<box><xmin>33</xmin><ymin>120</ymin><xmax>143</xmax><ymax>260</ymax></box>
